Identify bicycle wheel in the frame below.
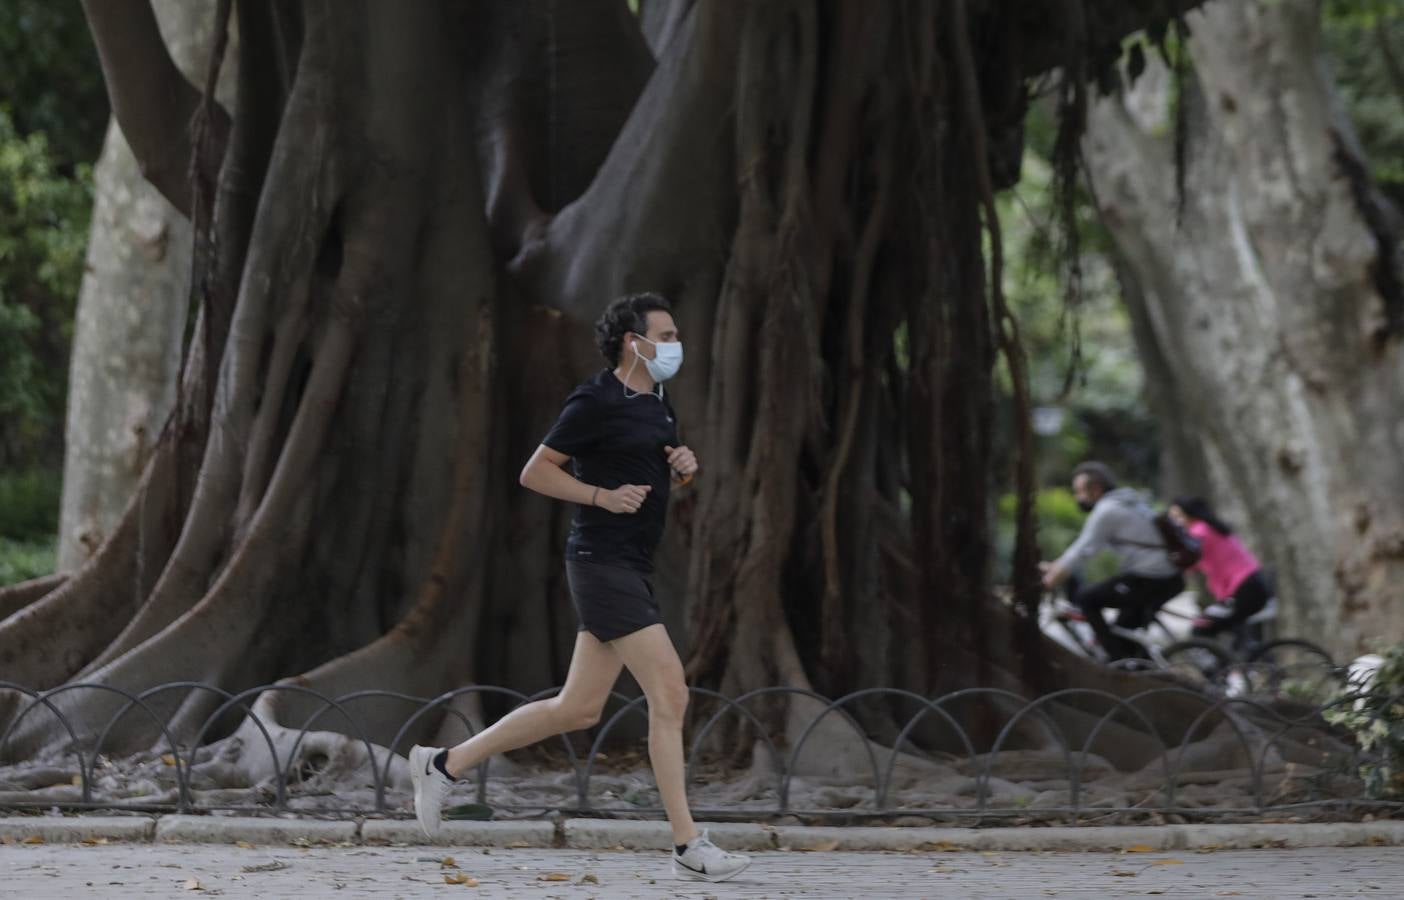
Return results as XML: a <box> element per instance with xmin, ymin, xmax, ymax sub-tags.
<box><xmin>1247</xmin><ymin>638</ymin><xmax>1342</xmax><ymax>701</ymax></box>
<box><xmin>1160</xmin><ymin>638</ymin><xmax>1235</xmax><ymax>685</ymax></box>
<box><xmin>1247</xmin><ymin>638</ymin><xmax>1336</xmax><ymax>668</ymax></box>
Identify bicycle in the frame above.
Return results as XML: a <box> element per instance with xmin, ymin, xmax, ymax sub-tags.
<box><xmin>1041</xmin><ymin>590</ymin><xmax>1233</xmax><ymax>686</ymax></box>
<box><xmin>1159</xmin><ymin>597</ymin><xmax>1340</xmax><ymax>701</ymax></box>
<box><xmin>1040</xmin><ymin>577</ymin><xmax>1340</xmax><ymax>699</ymax></box>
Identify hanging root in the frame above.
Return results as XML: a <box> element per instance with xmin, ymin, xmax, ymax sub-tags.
<box><xmin>948</xmin><ymin>0</ymin><xmax>1043</xmax><ymax>688</ymax></box>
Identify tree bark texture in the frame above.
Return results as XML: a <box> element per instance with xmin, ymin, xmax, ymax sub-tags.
<box><xmin>1085</xmin><ymin>0</ymin><xmax>1404</xmax><ymax>660</ymax></box>
<box><xmin>58</xmin><ymin>0</ymin><xmax>238</xmax><ymax>571</ymax></box>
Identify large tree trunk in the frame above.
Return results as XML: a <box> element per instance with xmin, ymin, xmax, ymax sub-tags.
<box><xmin>58</xmin><ymin>0</ymin><xmax>236</xmax><ymax>571</ymax></box>
<box><xmin>58</xmin><ymin>122</ymin><xmax>190</xmax><ymax>571</ymax></box>
<box><xmin>2</xmin><ymin>0</ymin><xmax>1214</xmax><ymax>781</ymax></box>
<box><xmin>1085</xmin><ymin>0</ymin><xmax>1404</xmax><ymax>661</ymax></box>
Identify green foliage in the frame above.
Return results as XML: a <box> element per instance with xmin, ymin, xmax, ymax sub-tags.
<box><xmin>1324</xmin><ymin>641</ymin><xmax>1404</xmax><ymax>799</ymax></box>
<box><xmin>1324</xmin><ymin>2</ymin><xmax>1404</xmax><ymax>202</ymax></box>
<box><xmin>0</xmin><ymin>467</ymin><xmax>62</xmax><ymax>541</ymax></box>
<box><xmin>0</xmin><ymin>0</ymin><xmax>108</xmax><ymax>169</ymax></box>
<box><xmin>996</xmin><ymin>149</ymin><xmax>1160</xmax><ymax>489</ymax></box>
<box><xmin>0</xmin><ymin>536</ymin><xmax>56</xmax><ymax>587</ymax></box>
<box><xmin>0</xmin><ymin>467</ymin><xmax>60</xmax><ymax>586</ymax></box>
<box><xmin>0</xmin><ymin>112</ymin><xmax>89</xmax><ymax>298</ymax></box>
<box><xmin>1001</xmin><ymin>155</ymin><xmax>1141</xmax><ymax>411</ymax></box>
<box><xmin>0</xmin><ymin>108</ymin><xmax>92</xmax><ymax>466</ymax></box>
<box><xmin>1325</xmin><ymin>0</ymin><xmax>1399</xmax><ymax>29</ymax></box>
<box><xmin>0</xmin><ymin>2</ymin><xmax>103</xmax><ymax>571</ymax></box>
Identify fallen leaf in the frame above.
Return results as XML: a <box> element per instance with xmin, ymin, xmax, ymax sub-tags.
<box><xmin>1112</xmin><ymin>870</ymin><xmax>1139</xmax><ymax>877</ymax></box>
<box><xmin>182</xmin><ymin>878</ymin><xmax>204</xmax><ymax>891</ymax></box>
<box><xmin>441</xmin><ymin>857</ymin><xmax>457</xmax><ymax>868</ymax></box>
<box><xmin>443</xmin><ymin>873</ymin><xmax>478</xmax><ymax>886</ymax></box>
<box><xmin>1124</xmin><ymin>844</ymin><xmax>1155</xmax><ymax>853</ymax></box>
<box><xmin>1148</xmin><ymin>859</ymin><xmax>1184</xmax><ymax>866</ymax></box>
<box><xmin>162</xmin><ymin>754</ymin><xmax>178</xmax><ymax>767</ymax></box>
<box><xmin>578</xmin><ymin>873</ymin><xmax>599</xmax><ymax>885</ymax></box>
<box><xmin>22</xmin><ymin>836</ymin><xmax>44</xmax><ymax>845</ymax></box>
<box><xmin>505</xmin><ymin>841</ymin><xmax>530</xmax><ymax>849</ymax></box>
<box><xmin>235</xmin><ymin>840</ymin><xmax>255</xmax><ymax>850</ymax></box>
<box><xmin>71</xmin><ymin>775</ymin><xmax>82</xmax><ymax>786</ymax></box>
<box><xmin>81</xmin><ymin>838</ymin><xmax>109</xmax><ymax>846</ymax></box>
<box><xmin>538</xmin><ymin>873</ymin><xmax>572</xmax><ymax>882</ymax></box>
<box><xmin>805</xmin><ymin>840</ymin><xmax>840</xmax><ymax>852</ymax></box>
<box><xmin>443</xmin><ymin>803</ymin><xmax>494</xmax><ymax>821</ymax></box>
<box><xmin>930</xmin><ymin>840</ymin><xmax>960</xmax><ymax>852</ymax></box>
<box><xmin>0</xmin><ymin>836</ymin><xmax>15</xmax><ymax>845</ymax></box>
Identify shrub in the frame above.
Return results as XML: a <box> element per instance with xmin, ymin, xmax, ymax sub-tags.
<box><xmin>1324</xmin><ymin>641</ymin><xmax>1404</xmax><ymax>799</ymax></box>
<box><xmin>0</xmin><ymin>535</ymin><xmax>55</xmax><ymax>586</ymax></box>
<box><xmin>0</xmin><ymin>107</ymin><xmax>92</xmax><ymax>466</ymax></box>
<box><xmin>0</xmin><ymin>466</ymin><xmax>60</xmax><ymax>541</ymax></box>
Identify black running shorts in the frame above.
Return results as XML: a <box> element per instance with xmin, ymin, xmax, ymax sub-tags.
<box><xmin>565</xmin><ymin>560</ymin><xmax>662</xmax><ymax>642</ymax></box>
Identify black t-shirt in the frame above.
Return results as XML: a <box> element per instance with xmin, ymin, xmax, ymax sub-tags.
<box><xmin>541</xmin><ymin>369</ymin><xmax>680</xmax><ymax>573</ymax></box>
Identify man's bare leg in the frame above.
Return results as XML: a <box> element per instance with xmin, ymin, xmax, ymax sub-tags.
<box><xmin>610</xmin><ymin>624</ymin><xmax>697</xmax><ymax>846</ymax></box>
<box><xmin>442</xmin><ymin>631</ymin><xmax>623</xmax><ymax>778</ymax></box>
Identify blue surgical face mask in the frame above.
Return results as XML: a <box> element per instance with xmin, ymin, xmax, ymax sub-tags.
<box><xmin>634</xmin><ymin>335</ymin><xmax>683</xmax><ymax>382</ymax></box>
<box><xmin>623</xmin><ymin>334</ymin><xmax>684</xmax><ymax>398</ymax></box>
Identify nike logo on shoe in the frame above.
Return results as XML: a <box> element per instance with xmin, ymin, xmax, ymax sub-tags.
<box><xmin>675</xmin><ymin>858</ymin><xmax>706</xmax><ymax>875</ymax></box>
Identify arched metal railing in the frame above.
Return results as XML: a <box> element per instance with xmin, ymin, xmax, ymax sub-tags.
<box><xmin>0</xmin><ymin>672</ymin><xmax>1396</xmax><ymax>822</ymax></box>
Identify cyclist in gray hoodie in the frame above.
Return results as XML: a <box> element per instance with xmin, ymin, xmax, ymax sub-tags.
<box><xmin>1040</xmin><ymin>462</ymin><xmax>1184</xmax><ymax>660</ymax></box>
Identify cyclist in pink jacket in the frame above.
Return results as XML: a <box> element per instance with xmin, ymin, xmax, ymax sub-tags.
<box><xmin>1169</xmin><ymin>497</ymin><xmax>1270</xmax><ymax>638</ymax></box>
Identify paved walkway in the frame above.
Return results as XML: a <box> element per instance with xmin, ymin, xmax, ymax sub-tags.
<box><xmin>4</xmin><ymin>843</ymin><xmax>1403</xmax><ymax>898</ymax></box>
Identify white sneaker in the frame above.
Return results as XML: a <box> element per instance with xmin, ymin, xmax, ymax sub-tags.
<box><xmin>409</xmin><ymin>745</ymin><xmax>453</xmax><ymax>837</ymax></box>
<box><xmin>672</xmin><ymin>830</ymin><xmax>751</xmax><ymax>882</ymax></box>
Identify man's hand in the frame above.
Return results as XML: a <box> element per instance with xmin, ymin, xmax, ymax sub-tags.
<box><xmin>1040</xmin><ymin>560</ymin><xmax>1066</xmax><ymax>591</ymax></box>
<box><xmin>599</xmin><ymin>484</ymin><xmax>651</xmax><ymax>514</ymax></box>
<box><xmin>664</xmin><ymin>445</ymin><xmax>698</xmax><ymax>483</ymax></box>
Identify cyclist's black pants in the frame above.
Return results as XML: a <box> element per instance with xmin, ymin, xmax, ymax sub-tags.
<box><xmin>1071</xmin><ymin>572</ymin><xmax>1185</xmax><ymax>661</ymax></box>
<box><xmin>1191</xmin><ymin>569</ymin><xmax>1271</xmax><ymax>640</ymax></box>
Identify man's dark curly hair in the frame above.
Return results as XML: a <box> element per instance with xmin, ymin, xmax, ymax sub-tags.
<box><xmin>594</xmin><ymin>292</ymin><xmax>672</xmax><ymax>366</ymax></box>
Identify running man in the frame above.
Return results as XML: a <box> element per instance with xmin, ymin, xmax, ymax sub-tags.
<box><xmin>409</xmin><ymin>293</ymin><xmax>751</xmax><ymax>883</ymax></box>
